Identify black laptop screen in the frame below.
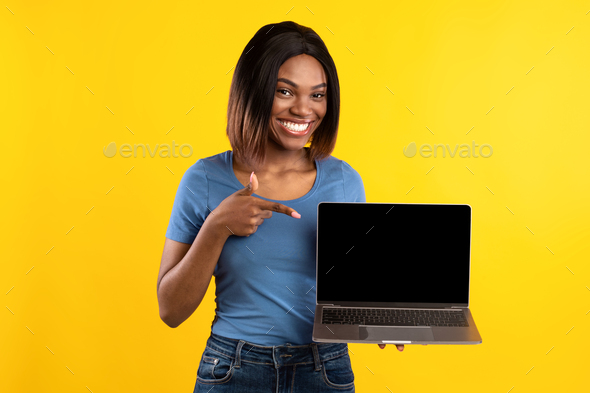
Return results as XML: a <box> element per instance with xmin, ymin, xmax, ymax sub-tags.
<box><xmin>316</xmin><ymin>203</ymin><xmax>471</xmax><ymax>305</ymax></box>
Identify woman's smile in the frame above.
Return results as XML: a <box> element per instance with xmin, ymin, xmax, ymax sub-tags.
<box><xmin>276</xmin><ymin>118</ymin><xmax>314</xmax><ymax>136</ymax></box>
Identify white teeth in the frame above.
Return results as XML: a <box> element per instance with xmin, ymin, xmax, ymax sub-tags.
<box><xmin>279</xmin><ymin>120</ymin><xmax>310</xmax><ymax>132</ymax></box>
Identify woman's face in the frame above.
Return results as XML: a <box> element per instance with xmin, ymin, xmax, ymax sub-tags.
<box><xmin>269</xmin><ymin>54</ymin><xmax>328</xmax><ymax>153</ymax></box>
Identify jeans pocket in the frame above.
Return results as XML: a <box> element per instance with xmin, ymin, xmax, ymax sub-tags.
<box><xmin>322</xmin><ymin>352</ymin><xmax>355</xmax><ymax>389</ymax></box>
<box><xmin>196</xmin><ymin>347</ymin><xmax>235</xmax><ymax>385</ymax></box>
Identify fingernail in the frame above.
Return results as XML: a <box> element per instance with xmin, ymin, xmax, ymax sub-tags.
<box><xmin>291</xmin><ymin>212</ymin><xmax>301</xmax><ymax>219</ymax></box>
<box><xmin>250</xmin><ymin>171</ymin><xmax>254</xmax><ymax>183</ymax></box>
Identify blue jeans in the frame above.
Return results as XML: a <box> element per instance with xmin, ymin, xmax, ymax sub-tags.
<box><xmin>193</xmin><ymin>333</ymin><xmax>355</xmax><ymax>392</ymax></box>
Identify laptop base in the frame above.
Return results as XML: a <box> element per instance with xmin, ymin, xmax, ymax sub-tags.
<box><xmin>312</xmin><ymin>305</ymin><xmax>482</xmax><ymax>345</ymax></box>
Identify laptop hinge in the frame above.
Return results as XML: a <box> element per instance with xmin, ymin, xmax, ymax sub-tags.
<box><xmin>450</xmin><ymin>306</ymin><xmax>463</xmax><ymax>308</ymax></box>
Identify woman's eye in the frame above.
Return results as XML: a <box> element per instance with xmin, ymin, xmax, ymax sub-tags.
<box><xmin>277</xmin><ymin>89</ymin><xmax>325</xmax><ymax>99</ymax></box>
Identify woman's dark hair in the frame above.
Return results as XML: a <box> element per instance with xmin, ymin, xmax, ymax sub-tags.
<box><xmin>226</xmin><ymin>21</ymin><xmax>340</xmax><ymax>170</ymax></box>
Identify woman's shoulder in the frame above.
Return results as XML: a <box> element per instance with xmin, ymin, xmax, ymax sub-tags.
<box><xmin>175</xmin><ymin>151</ymin><xmax>232</xmax><ymax>191</ymax></box>
<box><xmin>192</xmin><ymin>150</ymin><xmax>231</xmax><ymax>166</ymax></box>
<box><xmin>184</xmin><ymin>150</ymin><xmax>231</xmax><ymax>174</ymax></box>
<box><xmin>318</xmin><ymin>154</ymin><xmax>362</xmax><ymax>179</ymax></box>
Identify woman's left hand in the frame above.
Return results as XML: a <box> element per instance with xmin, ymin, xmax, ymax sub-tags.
<box><xmin>378</xmin><ymin>344</ymin><xmax>428</xmax><ymax>350</ymax></box>
<box><xmin>378</xmin><ymin>344</ymin><xmax>404</xmax><ymax>351</ymax></box>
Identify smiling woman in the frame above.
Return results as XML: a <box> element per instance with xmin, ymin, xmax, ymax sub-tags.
<box><xmin>226</xmin><ymin>22</ymin><xmax>341</xmax><ymax>172</ymax></box>
<box><xmin>158</xmin><ymin>21</ymin><xmax>368</xmax><ymax>392</ymax></box>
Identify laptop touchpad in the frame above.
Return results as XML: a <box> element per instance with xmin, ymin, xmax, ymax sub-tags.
<box><xmin>359</xmin><ymin>327</ymin><xmax>434</xmax><ymax>341</ymax></box>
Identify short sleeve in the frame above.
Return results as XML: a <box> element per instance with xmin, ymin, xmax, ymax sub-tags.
<box><xmin>341</xmin><ymin>161</ymin><xmax>366</xmax><ymax>202</ymax></box>
<box><xmin>165</xmin><ymin>160</ymin><xmax>209</xmax><ymax>244</ymax></box>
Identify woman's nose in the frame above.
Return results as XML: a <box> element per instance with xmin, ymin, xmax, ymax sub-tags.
<box><xmin>290</xmin><ymin>97</ymin><xmax>313</xmax><ymax>116</ymax></box>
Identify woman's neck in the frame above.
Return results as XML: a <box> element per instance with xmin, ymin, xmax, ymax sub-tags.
<box><xmin>236</xmin><ymin>146</ymin><xmax>312</xmax><ymax>175</ymax></box>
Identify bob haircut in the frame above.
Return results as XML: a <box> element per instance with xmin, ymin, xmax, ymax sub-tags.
<box><xmin>226</xmin><ymin>21</ymin><xmax>340</xmax><ymax>170</ymax></box>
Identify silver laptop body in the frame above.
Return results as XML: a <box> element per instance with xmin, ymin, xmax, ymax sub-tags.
<box><xmin>312</xmin><ymin>202</ymin><xmax>482</xmax><ymax>345</ymax></box>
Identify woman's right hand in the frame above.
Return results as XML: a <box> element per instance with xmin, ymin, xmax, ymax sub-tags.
<box><xmin>208</xmin><ymin>172</ymin><xmax>301</xmax><ymax>237</ymax></box>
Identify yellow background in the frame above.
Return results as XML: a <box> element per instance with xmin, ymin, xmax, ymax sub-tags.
<box><xmin>2</xmin><ymin>1</ymin><xmax>589</xmax><ymax>392</ymax></box>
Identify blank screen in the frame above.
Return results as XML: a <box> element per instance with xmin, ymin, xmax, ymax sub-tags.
<box><xmin>317</xmin><ymin>203</ymin><xmax>471</xmax><ymax>304</ymax></box>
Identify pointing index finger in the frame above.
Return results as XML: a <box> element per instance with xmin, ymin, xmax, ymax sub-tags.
<box><xmin>256</xmin><ymin>199</ymin><xmax>301</xmax><ymax>219</ymax></box>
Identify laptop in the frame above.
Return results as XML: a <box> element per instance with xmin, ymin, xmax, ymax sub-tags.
<box><xmin>312</xmin><ymin>202</ymin><xmax>482</xmax><ymax>345</ymax></box>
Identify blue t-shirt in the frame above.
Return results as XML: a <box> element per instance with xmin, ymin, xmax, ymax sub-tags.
<box><xmin>165</xmin><ymin>149</ymin><xmax>366</xmax><ymax>345</ymax></box>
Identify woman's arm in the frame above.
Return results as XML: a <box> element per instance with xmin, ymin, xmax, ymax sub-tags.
<box><xmin>157</xmin><ymin>172</ymin><xmax>298</xmax><ymax>328</ymax></box>
<box><xmin>157</xmin><ymin>215</ymin><xmax>230</xmax><ymax>328</ymax></box>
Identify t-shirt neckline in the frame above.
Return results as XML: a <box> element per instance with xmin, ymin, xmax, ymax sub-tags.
<box><xmin>226</xmin><ymin>150</ymin><xmax>320</xmax><ymax>203</ymax></box>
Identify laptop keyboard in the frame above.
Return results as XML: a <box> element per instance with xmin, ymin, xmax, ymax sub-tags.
<box><xmin>321</xmin><ymin>307</ymin><xmax>469</xmax><ymax>327</ymax></box>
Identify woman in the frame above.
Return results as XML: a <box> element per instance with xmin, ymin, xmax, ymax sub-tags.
<box><xmin>157</xmin><ymin>21</ymin><xmax>403</xmax><ymax>392</ymax></box>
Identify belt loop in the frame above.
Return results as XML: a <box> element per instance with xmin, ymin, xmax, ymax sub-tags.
<box><xmin>272</xmin><ymin>345</ymin><xmax>279</xmax><ymax>369</ymax></box>
<box><xmin>234</xmin><ymin>340</ymin><xmax>245</xmax><ymax>369</ymax></box>
<box><xmin>311</xmin><ymin>343</ymin><xmax>322</xmax><ymax>371</ymax></box>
